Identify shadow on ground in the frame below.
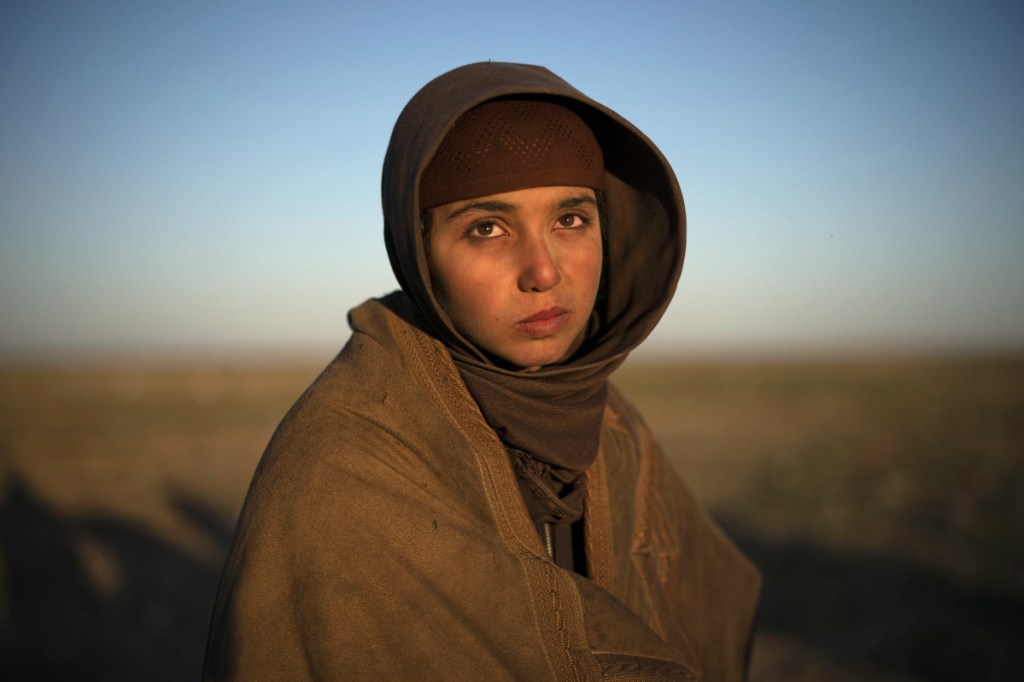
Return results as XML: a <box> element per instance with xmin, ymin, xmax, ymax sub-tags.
<box><xmin>2</xmin><ymin>469</ymin><xmax>1022</xmax><ymax>681</ymax></box>
<box><xmin>727</xmin><ymin>523</ymin><xmax>1024</xmax><ymax>681</ymax></box>
<box><xmin>0</xmin><ymin>472</ymin><xmax>230</xmax><ymax>682</ymax></box>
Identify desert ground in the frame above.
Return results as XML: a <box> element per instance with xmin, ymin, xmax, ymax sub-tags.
<box><xmin>1</xmin><ymin>354</ymin><xmax>1022</xmax><ymax>680</ymax></box>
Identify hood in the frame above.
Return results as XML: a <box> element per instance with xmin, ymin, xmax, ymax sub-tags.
<box><xmin>383</xmin><ymin>61</ymin><xmax>685</xmax><ymax>369</ymax></box>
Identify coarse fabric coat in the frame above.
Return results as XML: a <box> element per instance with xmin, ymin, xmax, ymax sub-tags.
<box><xmin>204</xmin><ymin>294</ymin><xmax>760</xmax><ymax>680</ymax></box>
<box><xmin>204</xmin><ymin>62</ymin><xmax>761</xmax><ymax>680</ymax></box>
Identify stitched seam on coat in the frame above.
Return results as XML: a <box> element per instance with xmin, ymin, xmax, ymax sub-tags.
<box><xmin>630</xmin><ymin>418</ymin><xmax>702</xmax><ymax>678</ymax></box>
<box><xmin>546</xmin><ymin>563</ymin><xmax>582</xmax><ymax>681</ymax></box>
<box><xmin>593</xmin><ymin>651</ymin><xmax>698</xmax><ymax>681</ymax></box>
<box><xmin>389</xmin><ymin>307</ymin><xmax>597</xmax><ymax>680</ymax></box>
<box><xmin>583</xmin><ymin>439</ymin><xmax>614</xmax><ymax>591</ymax></box>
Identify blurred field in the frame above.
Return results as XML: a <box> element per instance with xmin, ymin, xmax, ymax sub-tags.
<box><xmin>1</xmin><ymin>355</ymin><xmax>1022</xmax><ymax>681</ymax></box>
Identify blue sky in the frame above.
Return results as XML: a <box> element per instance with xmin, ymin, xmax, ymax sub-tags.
<box><xmin>2</xmin><ymin>0</ymin><xmax>1022</xmax><ymax>358</ymax></box>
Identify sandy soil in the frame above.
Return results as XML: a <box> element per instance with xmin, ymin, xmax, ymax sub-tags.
<box><xmin>1</xmin><ymin>355</ymin><xmax>1021</xmax><ymax>680</ymax></box>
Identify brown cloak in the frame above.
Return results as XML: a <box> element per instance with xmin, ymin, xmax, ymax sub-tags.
<box><xmin>204</xmin><ymin>62</ymin><xmax>761</xmax><ymax>681</ymax></box>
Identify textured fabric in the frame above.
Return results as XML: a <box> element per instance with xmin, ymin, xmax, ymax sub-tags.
<box><xmin>386</xmin><ymin>62</ymin><xmax>684</xmax><ymax>536</ymax></box>
<box><xmin>508</xmin><ymin>445</ymin><xmax>586</xmax><ymax>524</ymax></box>
<box><xmin>203</xmin><ymin>296</ymin><xmax>761</xmax><ymax>681</ymax></box>
<box><xmin>453</xmin><ymin>346</ymin><xmax>611</xmax><ymax>467</ymax></box>
<box><xmin>419</xmin><ymin>99</ymin><xmax>605</xmax><ymax>209</ymax></box>
<box><xmin>204</xmin><ymin>61</ymin><xmax>761</xmax><ymax>681</ymax></box>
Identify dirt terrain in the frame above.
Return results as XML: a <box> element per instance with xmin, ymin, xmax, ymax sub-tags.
<box><xmin>1</xmin><ymin>355</ymin><xmax>1021</xmax><ymax>680</ymax></box>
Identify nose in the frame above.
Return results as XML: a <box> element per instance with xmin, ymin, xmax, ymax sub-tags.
<box><xmin>516</xmin><ymin>234</ymin><xmax>561</xmax><ymax>292</ymax></box>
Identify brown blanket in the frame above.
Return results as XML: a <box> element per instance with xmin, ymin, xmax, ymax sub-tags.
<box><xmin>204</xmin><ymin>294</ymin><xmax>760</xmax><ymax>680</ymax></box>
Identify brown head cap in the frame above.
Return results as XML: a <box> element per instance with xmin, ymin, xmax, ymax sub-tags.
<box><xmin>419</xmin><ymin>98</ymin><xmax>605</xmax><ymax>210</ymax></box>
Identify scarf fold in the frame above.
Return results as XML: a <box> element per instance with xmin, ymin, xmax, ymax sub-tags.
<box><xmin>452</xmin><ymin>350</ymin><xmax>626</xmax><ymax>524</ymax></box>
<box><xmin>508</xmin><ymin>446</ymin><xmax>586</xmax><ymax>524</ymax></box>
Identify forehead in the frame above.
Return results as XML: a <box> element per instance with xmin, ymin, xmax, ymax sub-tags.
<box><xmin>435</xmin><ymin>186</ymin><xmax>598</xmax><ymax>223</ymax></box>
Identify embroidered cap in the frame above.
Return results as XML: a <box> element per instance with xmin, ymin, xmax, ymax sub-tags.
<box><xmin>419</xmin><ymin>99</ymin><xmax>605</xmax><ymax>210</ymax></box>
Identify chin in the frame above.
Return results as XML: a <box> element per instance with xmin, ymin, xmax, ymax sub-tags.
<box><xmin>501</xmin><ymin>341</ymin><xmax>573</xmax><ymax>369</ymax></box>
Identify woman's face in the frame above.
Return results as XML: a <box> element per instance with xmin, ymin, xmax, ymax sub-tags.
<box><xmin>427</xmin><ymin>185</ymin><xmax>603</xmax><ymax>369</ymax></box>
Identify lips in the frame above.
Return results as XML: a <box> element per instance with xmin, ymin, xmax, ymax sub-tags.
<box><xmin>515</xmin><ymin>307</ymin><xmax>569</xmax><ymax>338</ymax></box>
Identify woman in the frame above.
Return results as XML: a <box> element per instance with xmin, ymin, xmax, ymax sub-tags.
<box><xmin>204</xmin><ymin>62</ymin><xmax>760</xmax><ymax>681</ymax></box>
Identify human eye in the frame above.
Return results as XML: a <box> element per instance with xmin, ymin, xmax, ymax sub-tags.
<box><xmin>465</xmin><ymin>220</ymin><xmax>508</xmax><ymax>239</ymax></box>
<box><xmin>555</xmin><ymin>212</ymin><xmax>590</xmax><ymax>230</ymax></box>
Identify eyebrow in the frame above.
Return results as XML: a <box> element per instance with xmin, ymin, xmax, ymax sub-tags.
<box><xmin>556</xmin><ymin>194</ymin><xmax>599</xmax><ymax>211</ymax></box>
<box><xmin>441</xmin><ymin>200</ymin><xmax>516</xmax><ymax>222</ymax></box>
<box><xmin>440</xmin><ymin>193</ymin><xmax>598</xmax><ymax>222</ymax></box>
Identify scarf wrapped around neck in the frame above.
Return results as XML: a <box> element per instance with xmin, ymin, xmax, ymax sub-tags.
<box><xmin>452</xmin><ymin>350</ymin><xmax>626</xmax><ymax>524</ymax></box>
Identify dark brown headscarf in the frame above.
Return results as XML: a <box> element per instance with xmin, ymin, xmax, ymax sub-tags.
<box><xmin>382</xmin><ymin>63</ymin><xmax>686</xmax><ymax>524</ymax></box>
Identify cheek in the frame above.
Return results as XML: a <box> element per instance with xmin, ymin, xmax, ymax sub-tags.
<box><xmin>432</xmin><ymin>261</ymin><xmax>499</xmax><ymax>327</ymax></box>
<box><xmin>571</xmin><ymin>240</ymin><xmax>604</xmax><ymax>300</ymax></box>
